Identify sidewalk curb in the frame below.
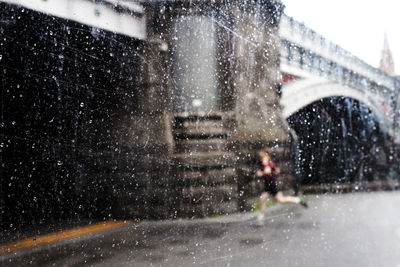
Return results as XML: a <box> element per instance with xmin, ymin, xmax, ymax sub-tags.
<box><xmin>0</xmin><ymin>203</ymin><xmax>294</xmax><ymax>261</ymax></box>
<box><xmin>300</xmin><ymin>180</ymin><xmax>400</xmax><ymax>194</ymax></box>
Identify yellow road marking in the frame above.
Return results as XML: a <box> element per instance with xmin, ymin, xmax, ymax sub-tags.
<box><xmin>0</xmin><ymin>220</ymin><xmax>132</xmax><ymax>255</ymax></box>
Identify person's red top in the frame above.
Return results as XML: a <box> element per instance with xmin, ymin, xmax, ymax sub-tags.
<box><xmin>261</xmin><ymin>156</ymin><xmax>277</xmax><ymax>180</ymax></box>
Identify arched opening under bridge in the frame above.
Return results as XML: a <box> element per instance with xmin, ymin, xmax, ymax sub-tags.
<box><xmin>287</xmin><ymin>96</ymin><xmax>392</xmax><ymax>186</ymax></box>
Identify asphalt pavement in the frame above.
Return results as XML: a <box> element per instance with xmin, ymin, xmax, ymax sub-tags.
<box><xmin>1</xmin><ymin>191</ymin><xmax>400</xmax><ymax>267</ymax></box>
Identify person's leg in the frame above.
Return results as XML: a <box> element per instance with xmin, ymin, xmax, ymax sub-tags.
<box><xmin>259</xmin><ymin>192</ymin><xmax>269</xmax><ymax>215</ymax></box>
<box><xmin>274</xmin><ymin>191</ymin><xmax>300</xmax><ymax>204</ymax></box>
<box><xmin>257</xmin><ymin>192</ymin><xmax>269</xmax><ymax>222</ymax></box>
<box><xmin>274</xmin><ymin>191</ymin><xmax>308</xmax><ymax>208</ymax></box>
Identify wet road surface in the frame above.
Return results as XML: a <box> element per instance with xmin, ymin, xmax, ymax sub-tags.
<box><xmin>1</xmin><ymin>191</ymin><xmax>400</xmax><ymax>266</ymax></box>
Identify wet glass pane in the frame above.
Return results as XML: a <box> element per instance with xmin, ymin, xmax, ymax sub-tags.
<box><xmin>1</xmin><ymin>0</ymin><xmax>400</xmax><ymax>266</ymax></box>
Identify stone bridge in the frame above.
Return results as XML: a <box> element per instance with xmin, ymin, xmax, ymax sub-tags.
<box><xmin>6</xmin><ymin>0</ymin><xmax>397</xmax><ymax>137</ymax></box>
<box><xmin>2</xmin><ymin>0</ymin><xmax>400</xmax><ymax>223</ymax></box>
<box><xmin>279</xmin><ymin>15</ymin><xmax>400</xmax><ymax>141</ymax></box>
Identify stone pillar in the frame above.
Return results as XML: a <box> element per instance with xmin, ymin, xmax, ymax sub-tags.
<box><xmin>228</xmin><ymin>1</ymin><xmax>294</xmax><ymax>209</ymax></box>
<box><xmin>141</xmin><ymin>0</ymin><xmax>290</xmax><ymax>217</ymax></box>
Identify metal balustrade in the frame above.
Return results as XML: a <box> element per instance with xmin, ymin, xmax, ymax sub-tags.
<box><xmin>279</xmin><ymin>15</ymin><xmax>397</xmax><ymax>92</ymax></box>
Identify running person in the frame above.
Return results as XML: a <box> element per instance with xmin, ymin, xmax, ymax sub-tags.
<box><xmin>256</xmin><ymin>147</ymin><xmax>307</xmax><ymax>224</ymax></box>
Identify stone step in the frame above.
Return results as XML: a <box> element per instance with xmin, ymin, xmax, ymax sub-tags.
<box><xmin>173</xmin><ymin>132</ymin><xmax>227</xmax><ymax>140</ymax></box>
<box><xmin>172</xmin><ymin>112</ymin><xmax>228</xmax><ymax>140</ymax></box>
<box><xmin>172</xmin><ymin>151</ymin><xmax>236</xmax><ymax>168</ymax></box>
<box><xmin>174</xmin><ymin>138</ymin><xmax>228</xmax><ymax>153</ymax></box>
<box><xmin>173</xmin><ymin>126</ymin><xmax>228</xmax><ymax>139</ymax></box>
<box><xmin>178</xmin><ymin>167</ymin><xmax>237</xmax><ymax>186</ymax></box>
<box><xmin>173</xmin><ymin>120</ymin><xmax>225</xmax><ymax>130</ymax></box>
<box><xmin>173</xmin><ymin>112</ymin><xmax>223</xmax><ymax>122</ymax></box>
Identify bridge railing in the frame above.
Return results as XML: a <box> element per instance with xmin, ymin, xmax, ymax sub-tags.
<box><xmin>1</xmin><ymin>0</ymin><xmax>146</xmax><ymax>40</ymax></box>
<box><xmin>279</xmin><ymin>15</ymin><xmax>396</xmax><ymax>92</ymax></box>
<box><xmin>280</xmin><ymin>38</ymin><xmax>389</xmax><ymax>97</ymax></box>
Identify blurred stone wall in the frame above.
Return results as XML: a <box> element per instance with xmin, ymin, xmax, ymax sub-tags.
<box><xmin>0</xmin><ymin>2</ymin><xmax>171</xmax><ymax>226</ymax></box>
<box><xmin>1</xmin><ymin>0</ymin><xmax>292</xmax><ymax>225</ymax></box>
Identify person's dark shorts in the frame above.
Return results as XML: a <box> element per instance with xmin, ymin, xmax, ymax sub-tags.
<box><xmin>264</xmin><ymin>179</ymin><xmax>278</xmax><ymax>196</ymax></box>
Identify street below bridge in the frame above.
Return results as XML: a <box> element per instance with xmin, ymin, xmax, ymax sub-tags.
<box><xmin>1</xmin><ymin>191</ymin><xmax>400</xmax><ymax>267</ymax></box>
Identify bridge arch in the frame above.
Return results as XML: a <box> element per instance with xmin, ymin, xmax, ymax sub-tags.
<box><xmin>280</xmin><ymin>79</ymin><xmax>389</xmax><ymax>133</ymax></box>
<box><xmin>286</xmin><ymin>94</ymin><xmax>389</xmax><ymax>185</ymax></box>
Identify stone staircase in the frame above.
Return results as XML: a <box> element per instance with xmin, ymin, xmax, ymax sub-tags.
<box><xmin>171</xmin><ymin>112</ymin><xmax>238</xmax><ymax>217</ymax></box>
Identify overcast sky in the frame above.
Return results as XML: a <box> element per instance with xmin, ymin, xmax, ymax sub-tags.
<box><xmin>283</xmin><ymin>0</ymin><xmax>400</xmax><ymax>75</ymax></box>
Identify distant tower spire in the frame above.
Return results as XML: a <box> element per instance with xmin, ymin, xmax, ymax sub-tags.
<box><xmin>379</xmin><ymin>33</ymin><xmax>395</xmax><ymax>75</ymax></box>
